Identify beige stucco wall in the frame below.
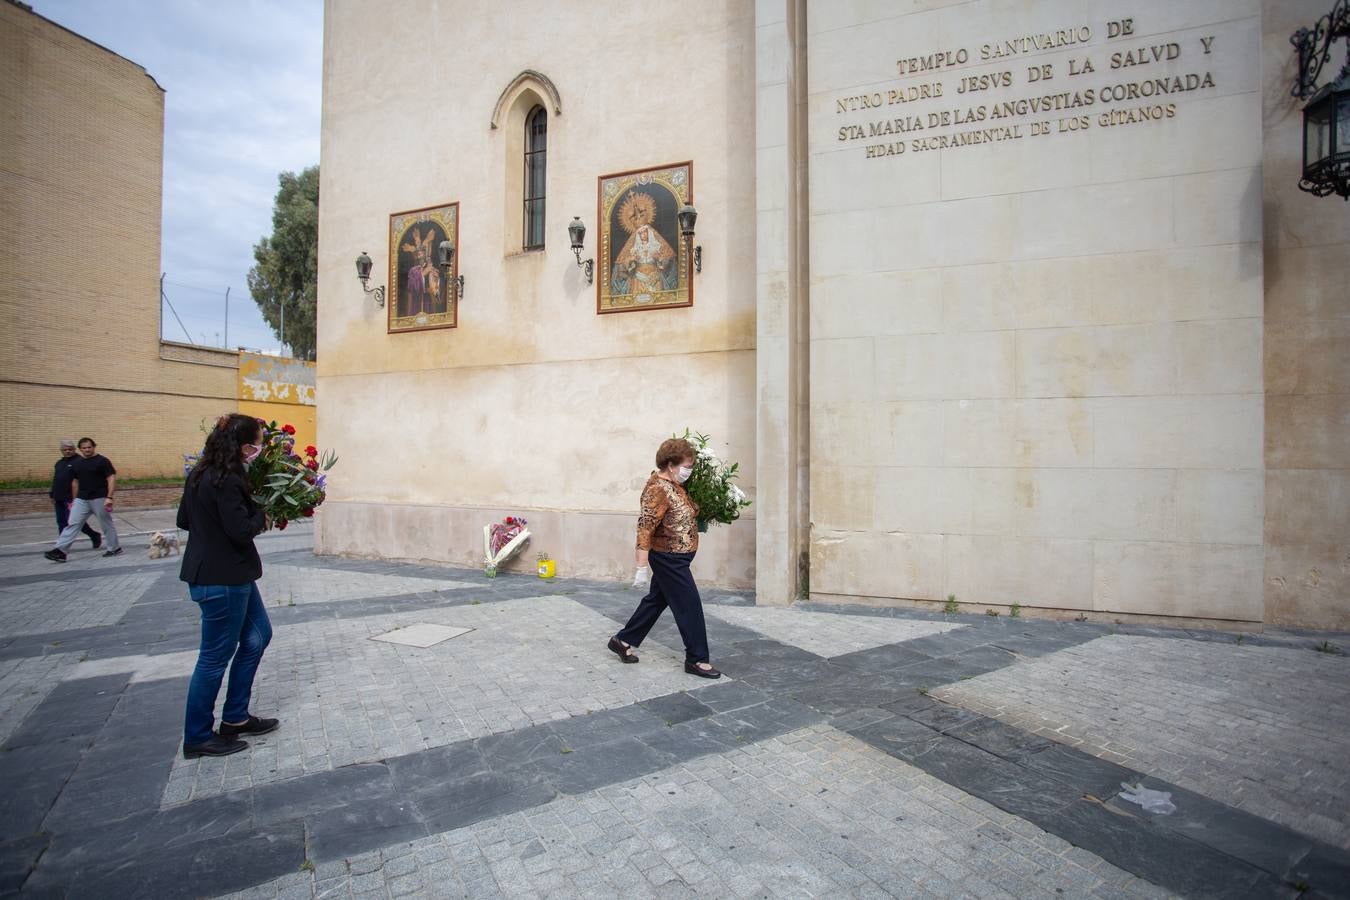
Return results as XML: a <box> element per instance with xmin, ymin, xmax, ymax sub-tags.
<box><xmin>805</xmin><ymin>1</ymin><xmax>1268</xmax><ymax>624</ymax></box>
<box><xmin>1260</xmin><ymin>1</ymin><xmax>1350</xmax><ymax>630</ymax></box>
<box><xmin>0</xmin><ymin>2</ymin><xmax>238</xmax><ymax>481</ymax></box>
<box><xmin>316</xmin><ymin>0</ymin><xmax>758</xmax><ymax>584</ymax></box>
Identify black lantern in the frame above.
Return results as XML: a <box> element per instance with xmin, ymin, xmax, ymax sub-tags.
<box><xmin>677</xmin><ymin>204</ymin><xmax>703</xmax><ymax>274</ymax></box>
<box><xmin>568</xmin><ymin>216</ymin><xmax>593</xmax><ymax>284</ymax></box>
<box><xmin>354</xmin><ymin>251</ymin><xmax>384</xmax><ymax>308</ymax></box>
<box><xmin>1301</xmin><ymin>74</ymin><xmax>1350</xmax><ymax>198</ymax></box>
<box><xmin>437</xmin><ymin>239</ymin><xmax>464</xmax><ymax>299</ymax></box>
<box><xmin>1291</xmin><ymin>0</ymin><xmax>1350</xmax><ymax>198</ymax></box>
<box><xmin>677</xmin><ymin>204</ymin><xmax>698</xmax><ymax>238</ymax></box>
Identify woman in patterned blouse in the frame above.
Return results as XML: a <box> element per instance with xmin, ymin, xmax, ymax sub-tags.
<box><xmin>608</xmin><ymin>437</ymin><xmax>721</xmax><ymax>678</ymax></box>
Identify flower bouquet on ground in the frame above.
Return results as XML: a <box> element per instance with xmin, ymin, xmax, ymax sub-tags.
<box><xmin>677</xmin><ymin>430</ymin><xmax>752</xmax><ymax>532</ymax></box>
<box><xmin>484</xmin><ymin>515</ymin><xmax>531</xmax><ymax>577</ymax></box>
<box><xmin>246</xmin><ymin>421</ymin><xmax>338</xmax><ymax>531</ymax></box>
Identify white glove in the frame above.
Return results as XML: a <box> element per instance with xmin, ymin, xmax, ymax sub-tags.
<box><xmin>632</xmin><ymin>565</ymin><xmax>651</xmax><ymax>590</ymax></box>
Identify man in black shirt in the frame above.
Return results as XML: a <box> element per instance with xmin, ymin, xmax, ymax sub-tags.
<box><xmin>45</xmin><ymin>437</ymin><xmax>122</xmax><ymax>561</ymax></box>
<box><xmin>49</xmin><ymin>439</ymin><xmax>100</xmax><ymax>548</ymax></box>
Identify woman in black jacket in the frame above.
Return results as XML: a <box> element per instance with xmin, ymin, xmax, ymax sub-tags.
<box><xmin>178</xmin><ymin>414</ymin><xmax>279</xmax><ymax>758</ymax></box>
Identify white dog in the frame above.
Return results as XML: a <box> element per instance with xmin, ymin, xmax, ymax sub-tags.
<box><xmin>147</xmin><ymin>531</ymin><xmax>181</xmax><ymax>559</ymax></box>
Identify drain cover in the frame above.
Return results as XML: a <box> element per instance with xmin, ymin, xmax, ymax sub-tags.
<box><xmin>370</xmin><ymin>623</ymin><xmax>474</xmax><ymax>648</ymax></box>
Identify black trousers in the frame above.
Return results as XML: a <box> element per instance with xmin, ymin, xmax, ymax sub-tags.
<box><xmin>54</xmin><ymin>499</ymin><xmax>98</xmax><ymax>541</ymax></box>
<box><xmin>615</xmin><ymin>551</ymin><xmax>710</xmax><ymax>664</ymax></box>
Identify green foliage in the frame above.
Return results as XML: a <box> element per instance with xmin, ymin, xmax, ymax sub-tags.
<box><xmin>943</xmin><ymin>594</ymin><xmax>959</xmax><ymax>614</ymax></box>
<box><xmin>985</xmin><ymin>608</ymin><xmax>1000</xmax><ymax>617</ymax></box>
<box><xmin>676</xmin><ymin>430</ymin><xmax>752</xmax><ymax>530</ymax></box>
<box><xmin>248</xmin><ymin>166</ymin><xmax>319</xmax><ymax>359</ymax></box>
<box><xmin>244</xmin><ymin>420</ymin><xmax>336</xmax><ymax>528</ymax></box>
<box><xmin>2</xmin><ymin>475</ymin><xmax>183</xmax><ymax>490</ymax></box>
<box><xmin>1009</xmin><ymin>602</ymin><xmax>1022</xmax><ymax>618</ymax></box>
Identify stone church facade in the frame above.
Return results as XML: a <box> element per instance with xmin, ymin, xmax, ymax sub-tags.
<box><xmin>316</xmin><ymin>0</ymin><xmax>1349</xmax><ymax>630</ymax></box>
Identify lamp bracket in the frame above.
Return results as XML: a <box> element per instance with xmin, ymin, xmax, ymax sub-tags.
<box><xmin>362</xmin><ymin>283</ymin><xmax>386</xmax><ymax>308</ymax></box>
<box><xmin>1292</xmin><ymin>0</ymin><xmax>1350</xmax><ymax>99</ymax></box>
<box><xmin>573</xmin><ymin>247</ymin><xmax>594</xmax><ymax>284</ymax></box>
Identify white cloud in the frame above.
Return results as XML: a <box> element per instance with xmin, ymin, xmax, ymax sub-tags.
<box><xmin>35</xmin><ymin>0</ymin><xmax>323</xmax><ymax>354</ymax></box>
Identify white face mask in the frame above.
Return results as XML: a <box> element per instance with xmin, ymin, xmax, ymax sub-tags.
<box><xmin>676</xmin><ymin>465</ymin><xmax>693</xmax><ymax>484</ymax></box>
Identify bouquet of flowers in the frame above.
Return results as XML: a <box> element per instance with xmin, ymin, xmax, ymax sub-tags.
<box><xmin>246</xmin><ymin>421</ymin><xmax>338</xmax><ymax>531</ymax></box>
<box><xmin>677</xmin><ymin>430</ymin><xmax>751</xmax><ymax>532</ymax></box>
<box><xmin>483</xmin><ymin>515</ymin><xmax>531</xmax><ymax>577</ymax></box>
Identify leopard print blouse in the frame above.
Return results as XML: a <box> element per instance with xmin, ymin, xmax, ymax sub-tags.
<box><xmin>635</xmin><ymin>472</ymin><xmax>700</xmax><ymax>554</ymax></box>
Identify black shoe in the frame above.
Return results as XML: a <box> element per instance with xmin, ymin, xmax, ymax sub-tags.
<box><xmin>219</xmin><ymin>715</ymin><xmax>279</xmax><ymax>737</ymax></box>
<box><xmin>684</xmin><ymin>661</ymin><xmax>722</xmax><ymax>679</ymax></box>
<box><xmin>90</xmin><ymin>533</ymin><xmax>102</xmax><ymax>550</ymax></box>
<box><xmin>607</xmin><ymin>637</ymin><xmax>639</xmax><ymax>664</ymax></box>
<box><xmin>102</xmin><ymin>547</ymin><xmax>123</xmax><ymax>557</ymax></box>
<box><xmin>183</xmin><ymin>734</ymin><xmax>248</xmax><ymax>758</ymax></box>
<box><xmin>44</xmin><ymin>549</ymin><xmax>67</xmax><ymax>563</ymax></box>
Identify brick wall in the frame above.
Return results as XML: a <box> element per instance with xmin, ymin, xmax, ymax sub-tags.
<box><xmin>0</xmin><ymin>2</ymin><xmax>240</xmax><ymax>479</ymax></box>
<box><xmin>0</xmin><ymin>483</ymin><xmax>182</xmax><ymax>518</ymax></box>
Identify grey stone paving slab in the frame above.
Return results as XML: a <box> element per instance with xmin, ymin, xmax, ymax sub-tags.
<box><xmin>0</xmin><ymin>652</ymin><xmax>79</xmax><ymax>745</ymax></box>
<box><xmin>5</xmin><ymin>519</ymin><xmax>1347</xmax><ymax>898</ymax></box>
<box><xmin>369</xmin><ymin>622</ymin><xmax>474</xmax><ymax>647</ymax></box>
<box><xmin>220</xmin><ymin>725</ymin><xmax>1164</xmax><ymax>900</ymax></box>
<box><xmin>257</xmin><ymin>564</ymin><xmax>478</xmax><ymax>607</ymax></box>
<box><xmin>164</xmin><ymin>595</ymin><xmax>724</xmax><ymax>803</ymax></box>
<box><xmin>0</xmin><ymin>572</ymin><xmax>158</xmax><ymax>636</ymax></box>
<box><xmin>934</xmin><ymin>635</ymin><xmax>1350</xmax><ymax>850</ymax></box>
<box><xmin>702</xmin><ymin>605</ymin><xmax>964</xmax><ymax>658</ymax></box>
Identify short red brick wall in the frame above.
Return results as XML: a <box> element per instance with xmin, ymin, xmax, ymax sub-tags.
<box><xmin>0</xmin><ymin>484</ymin><xmax>182</xmax><ymax>518</ymax></box>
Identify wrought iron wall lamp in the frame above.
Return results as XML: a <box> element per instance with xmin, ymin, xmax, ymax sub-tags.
<box><xmin>354</xmin><ymin>251</ymin><xmax>385</xmax><ymax>307</ymax></box>
<box><xmin>567</xmin><ymin>217</ymin><xmax>594</xmax><ymax>284</ymax></box>
<box><xmin>1292</xmin><ymin>0</ymin><xmax>1350</xmax><ymax>198</ymax></box>
<box><xmin>677</xmin><ymin>204</ymin><xmax>702</xmax><ymax>273</ymax></box>
<box><xmin>437</xmin><ymin>240</ymin><xmax>465</xmax><ymax>299</ymax></box>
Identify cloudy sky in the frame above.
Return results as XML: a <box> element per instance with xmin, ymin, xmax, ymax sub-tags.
<box><xmin>37</xmin><ymin>0</ymin><xmax>323</xmax><ymax>353</ymax></box>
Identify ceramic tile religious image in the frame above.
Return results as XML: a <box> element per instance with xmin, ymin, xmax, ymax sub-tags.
<box><xmin>388</xmin><ymin>202</ymin><xmax>458</xmax><ymax>333</ymax></box>
<box><xmin>597</xmin><ymin>161</ymin><xmax>692</xmax><ymax>313</ymax></box>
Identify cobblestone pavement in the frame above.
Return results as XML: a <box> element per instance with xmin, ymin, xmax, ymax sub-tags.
<box><xmin>222</xmin><ymin>725</ymin><xmax>1159</xmax><ymax>900</ymax></box>
<box><xmin>0</xmin><ymin>510</ymin><xmax>1347</xmax><ymax>899</ymax></box>
<box><xmin>933</xmin><ymin>634</ymin><xmax>1350</xmax><ymax>850</ymax></box>
<box><xmin>166</xmin><ymin>596</ymin><xmax>720</xmax><ymax>803</ymax></box>
<box><xmin>256</xmin><ymin>566</ymin><xmax>479</xmax><ymax>607</ymax></box>
<box><xmin>702</xmin><ymin>606</ymin><xmax>963</xmax><ymax>658</ymax></box>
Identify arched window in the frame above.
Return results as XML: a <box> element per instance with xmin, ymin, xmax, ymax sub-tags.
<box><xmin>523</xmin><ymin>106</ymin><xmax>546</xmax><ymax>250</ymax></box>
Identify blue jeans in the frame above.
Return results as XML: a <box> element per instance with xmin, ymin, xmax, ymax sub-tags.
<box><xmin>184</xmin><ymin>582</ymin><xmax>272</xmax><ymax>746</ymax></box>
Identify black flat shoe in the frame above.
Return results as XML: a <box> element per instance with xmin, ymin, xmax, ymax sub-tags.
<box><xmin>219</xmin><ymin>715</ymin><xmax>280</xmax><ymax>737</ymax></box>
<box><xmin>608</xmin><ymin>637</ymin><xmax>639</xmax><ymax>663</ymax></box>
<box><xmin>183</xmin><ymin>734</ymin><xmax>248</xmax><ymax>758</ymax></box>
<box><xmin>44</xmin><ymin>549</ymin><xmax>67</xmax><ymax>562</ymax></box>
<box><xmin>684</xmin><ymin>662</ymin><xmax>722</xmax><ymax>679</ymax></box>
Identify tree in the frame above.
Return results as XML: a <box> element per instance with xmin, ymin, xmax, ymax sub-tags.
<box><xmin>248</xmin><ymin>166</ymin><xmax>319</xmax><ymax>359</ymax></box>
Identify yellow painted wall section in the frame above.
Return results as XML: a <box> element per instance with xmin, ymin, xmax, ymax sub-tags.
<box><xmin>239</xmin><ymin>402</ymin><xmax>316</xmax><ymax>455</ymax></box>
<box><xmin>238</xmin><ymin>352</ymin><xmax>318</xmax><ymax>452</ymax></box>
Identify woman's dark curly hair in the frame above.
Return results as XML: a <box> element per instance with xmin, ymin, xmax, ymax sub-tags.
<box><xmin>189</xmin><ymin>414</ymin><xmax>262</xmax><ymax>487</ymax></box>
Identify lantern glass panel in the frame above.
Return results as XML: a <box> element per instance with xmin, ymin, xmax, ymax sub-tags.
<box><xmin>1305</xmin><ymin>97</ymin><xmax>1332</xmax><ymax>169</ymax></box>
<box><xmin>1336</xmin><ymin>93</ymin><xmax>1350</xmax><ymax>156</ymax></box>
